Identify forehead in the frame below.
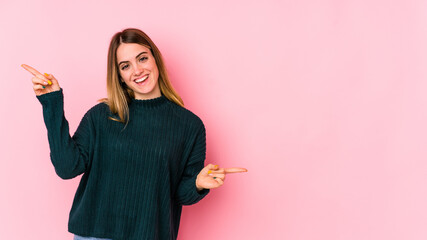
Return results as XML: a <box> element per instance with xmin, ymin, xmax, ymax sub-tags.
<box><xmin>116</xmin><ymin>43</ymin><xmax>151</xmax><ymax>62</ymax></box>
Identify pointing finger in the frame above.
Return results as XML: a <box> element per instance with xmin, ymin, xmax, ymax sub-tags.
<box><xmin>208</xmin><ymin>167</ymin><xmax>248</xmax><ymax>175</ymax></box>
<box><xmin>224</xmin><ymin>168</ymin><xmax>248</xmax><ymax>174</ymax></box>
<box><xmin>21</xmin><ymin>64</ymin><xmax>42</xmax><ymax>76</ymax></box>
<box><xmin>21</xmin><ymin>64</ymin><xmax>49</xmax><ymax>82</ymax></box>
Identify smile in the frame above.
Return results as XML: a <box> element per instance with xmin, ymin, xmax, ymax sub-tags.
<box><xmin>135</xmin><ymin>75</ymin><xmax>148</xmax><ymax>83</ymax></box>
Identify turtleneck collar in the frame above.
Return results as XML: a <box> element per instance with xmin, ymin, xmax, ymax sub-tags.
<box><xmin>129</xmin><ymin>95</ymin><xmax>168</xmax><ymax>109</ymax></box>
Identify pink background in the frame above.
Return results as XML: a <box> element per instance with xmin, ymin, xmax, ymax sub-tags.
<box><xmin>1</xmin><ymin>0</ymin><xmax>427</xmax><ymax>239</ymax></box>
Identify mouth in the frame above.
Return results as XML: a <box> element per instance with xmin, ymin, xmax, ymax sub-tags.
<box><xmin>134</xmin><ymin>75</ymin><xmax>149</xmax><ymax>84</ymax></box>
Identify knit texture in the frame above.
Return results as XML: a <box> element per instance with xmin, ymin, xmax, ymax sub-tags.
<box><xmin>37</xmin><ymin>89</ymin><xmax>209</xmax><ymax>240</ymax></box>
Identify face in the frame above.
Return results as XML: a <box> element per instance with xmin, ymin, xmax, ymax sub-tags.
<box><xmin>116</xmin><ymin>43</ymin><xmax>161</xmax><ymax>100</ymax></box>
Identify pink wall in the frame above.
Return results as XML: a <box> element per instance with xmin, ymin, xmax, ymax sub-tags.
<box><xmin>2</xmin><ymin>0</ymin><xmax>427</xmax><ymax>239</ymax></box>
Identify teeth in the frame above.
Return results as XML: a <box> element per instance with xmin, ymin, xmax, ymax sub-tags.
<box><xmin>135</xmin><ymin>75</ymin><xmax>148</xmax><ymax>83</ymax></box>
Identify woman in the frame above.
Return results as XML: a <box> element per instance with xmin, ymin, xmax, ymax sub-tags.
<box><xmin>22</xmin><ymin>28</ymin><xmax>247</xmax><ymax>240</ymax></box>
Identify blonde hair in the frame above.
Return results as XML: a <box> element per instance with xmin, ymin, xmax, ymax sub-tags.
<box><xmin>101</xmin><ymin>28</ymin><xmax>184</xmax><ymax>123</ymax></box>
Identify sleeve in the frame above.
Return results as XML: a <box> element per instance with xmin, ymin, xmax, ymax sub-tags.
<box><xmin>37</xmin><ymin>89</ymin><xmax>95</xmax><ymax>180</ymax></box>
<box><xmin>174</xmin><ymin>122</ymin><xmax>210</xmax><ymax>205</ymax></box>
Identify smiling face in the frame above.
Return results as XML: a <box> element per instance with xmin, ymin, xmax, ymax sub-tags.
<box><xmin>116</xmin><ymin>43</ymin><xmax>161</xmax><ymax>100</ymax></box>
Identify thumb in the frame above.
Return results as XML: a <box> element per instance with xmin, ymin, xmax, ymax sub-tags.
<box><xmin>45</xmin><ymin>73</ymin><xmax>60</xmax><ymax>86</ymax></box>
<box><xmin>44</xmin><ymin>73</ymin><xmax>58</xmax><ymax>82</ymax></box>
<box><xmin>44</xmin><ymin>73</ymin><xmax>61</xmax><ymax>92</ymax></box>
<box><xmin>201</xmin><ymin>163</ymin><xmax>219</xmax><ymax>175</ymax></box>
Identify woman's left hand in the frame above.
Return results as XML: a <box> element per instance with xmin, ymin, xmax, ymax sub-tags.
<box><xmin>196</xmin><ymin>164</ymin><xmax>248</xmax><ymax>191</ymax></box>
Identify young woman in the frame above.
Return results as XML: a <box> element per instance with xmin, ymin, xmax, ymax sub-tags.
<box><xmin>22</xmin><ymin>28</ymin><xmax>247</xmax><ymax>240</ymax></box>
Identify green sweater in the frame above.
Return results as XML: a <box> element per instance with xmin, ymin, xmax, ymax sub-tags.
<box><xmin>37</xmin><ymin>89</ymin><xmax>209</xmax><ymax>240</ymax></box>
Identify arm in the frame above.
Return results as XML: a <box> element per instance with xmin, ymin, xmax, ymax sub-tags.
<box><xmin>22</xmin><ymin>64</ymin><xmax>94</xmax><ymax>180</ymax></box>
<box><xmin>175</xmin><ymin>124</ymin><xmax>210</xmax><ymax>205</ymax></box>
<box><xmin>37</xmin><ymin>89</ymin><xmax>94</xmax><ymax>179</ymax></box>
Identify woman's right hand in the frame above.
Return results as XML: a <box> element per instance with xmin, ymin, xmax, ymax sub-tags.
<box><xmin>21</xmin><ymin>64</ymin><xmax>61</xmax><ymax>96</ymax></box>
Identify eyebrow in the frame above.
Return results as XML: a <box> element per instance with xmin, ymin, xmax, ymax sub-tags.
<box><xmin>118</xmin><ymin>51</ymin><xmax>148</xmax><ymax>65</ymax></box>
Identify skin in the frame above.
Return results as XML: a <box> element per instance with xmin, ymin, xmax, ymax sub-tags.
<box><xmin>116</xmin><ymin>43</ymin><xmax>161</xmax><ymax>100</ymax></box>
<box><xmin>22</xmin><ymin>61</ymin><xmax>248</xmax><ymax>191</ymax></box>
<box><xmin>21</xmin><ymin>64</ymin><xmax>60</xmax><ymax>96</ymax></box>
<box><xmin>196</xmin><ymin>165</ymin><xmax>248</xmax><ymax>191</ymax></box>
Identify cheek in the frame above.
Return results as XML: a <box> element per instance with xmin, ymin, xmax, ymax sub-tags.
<box><xmin>151</xmin><ymin>69</ymin><xmax>159</xmax><ymax>83</ymax></box>
<box><xmin>150</xmin><ymin>64</ymin><xmax>159</xmax><ymax>79</ymax></box>
<box><xmin>120</xmin><ymin>71</ymin><xmax>130</xmax><ymax>81</ymax></box>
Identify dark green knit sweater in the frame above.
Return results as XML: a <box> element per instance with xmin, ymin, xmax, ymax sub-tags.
<box><xmin>37</xmin><ymin>89</ymin><xmax>209</xmax><ymax>240</ymax></box>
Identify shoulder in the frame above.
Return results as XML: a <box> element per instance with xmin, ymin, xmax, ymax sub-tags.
<box><xmin>82</xmin><ymin>101</ymin><xmax>111</xmax><ymax>121</ymax></box>
<box><xmin>165</xmin><ymin>101</ymin><xmax>205</xmax><ymax>129</ymax></box>
<box><xmin>86</xmin><ymin>101</ymin><xmax>109</xmax><ymax>115</ymax></box>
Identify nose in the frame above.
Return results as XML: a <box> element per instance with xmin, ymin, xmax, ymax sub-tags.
<box><xmin>134</xmin><ymin>64</ymin><xmax>143</xmax><ymax>75</ymax></box>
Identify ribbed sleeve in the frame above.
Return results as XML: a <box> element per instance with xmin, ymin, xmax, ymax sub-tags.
<box><xmin>175</xmin><ymin>124</ymin><xmax>209</xmax><ymax>205</ymax></box>
<box><xmin>37</xmin><ymin>92</ymin><xmax>210</xmax><ymax>240</ymax></box>
<box><xmin>37</xmin><ymin>89</ymin><xmax>93</xmax><ymax>179</ymax></box>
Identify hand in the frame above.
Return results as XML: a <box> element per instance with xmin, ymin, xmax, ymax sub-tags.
<box><xmin>196</xmin><ymin>164</ymin><xmax>248</xmax><ymax>191</ymax></box>
<box><xmin>21</xmin><ymin>64</ymin><xmax>61</xmax><ymax>96</ymax></box>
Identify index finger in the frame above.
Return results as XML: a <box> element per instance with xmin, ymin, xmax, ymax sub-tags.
<box><xmin>224</xmin><ymin>167</ymin><xmax>248</xmax><ymax>174</ymax></box>
<box><xmin>21</xmin><ymin>64</ymin><xmax>43</xmax><ymax>77</ymax></box>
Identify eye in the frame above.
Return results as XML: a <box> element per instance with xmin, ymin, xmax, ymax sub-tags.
<box><xmin>139</xmin><ymin>57</ymin><xmax>148</xmax><ymax>62</ymax></box>
<box><xmin>121</xmin><ymin>64</ymin><xmax>129</xmax><ymax>70</ymax></box>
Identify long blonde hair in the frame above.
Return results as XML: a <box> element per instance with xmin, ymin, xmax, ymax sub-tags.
<box><xmin>101</xmin><ymin>28</ymin><xmax>184</xmax><ymax>123</ymax></box>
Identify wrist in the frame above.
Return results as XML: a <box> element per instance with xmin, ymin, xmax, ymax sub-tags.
<box><xmin>195</xmin><ymin>177</ymin><xmax>204</xmax><ymax>192</ymax></box>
